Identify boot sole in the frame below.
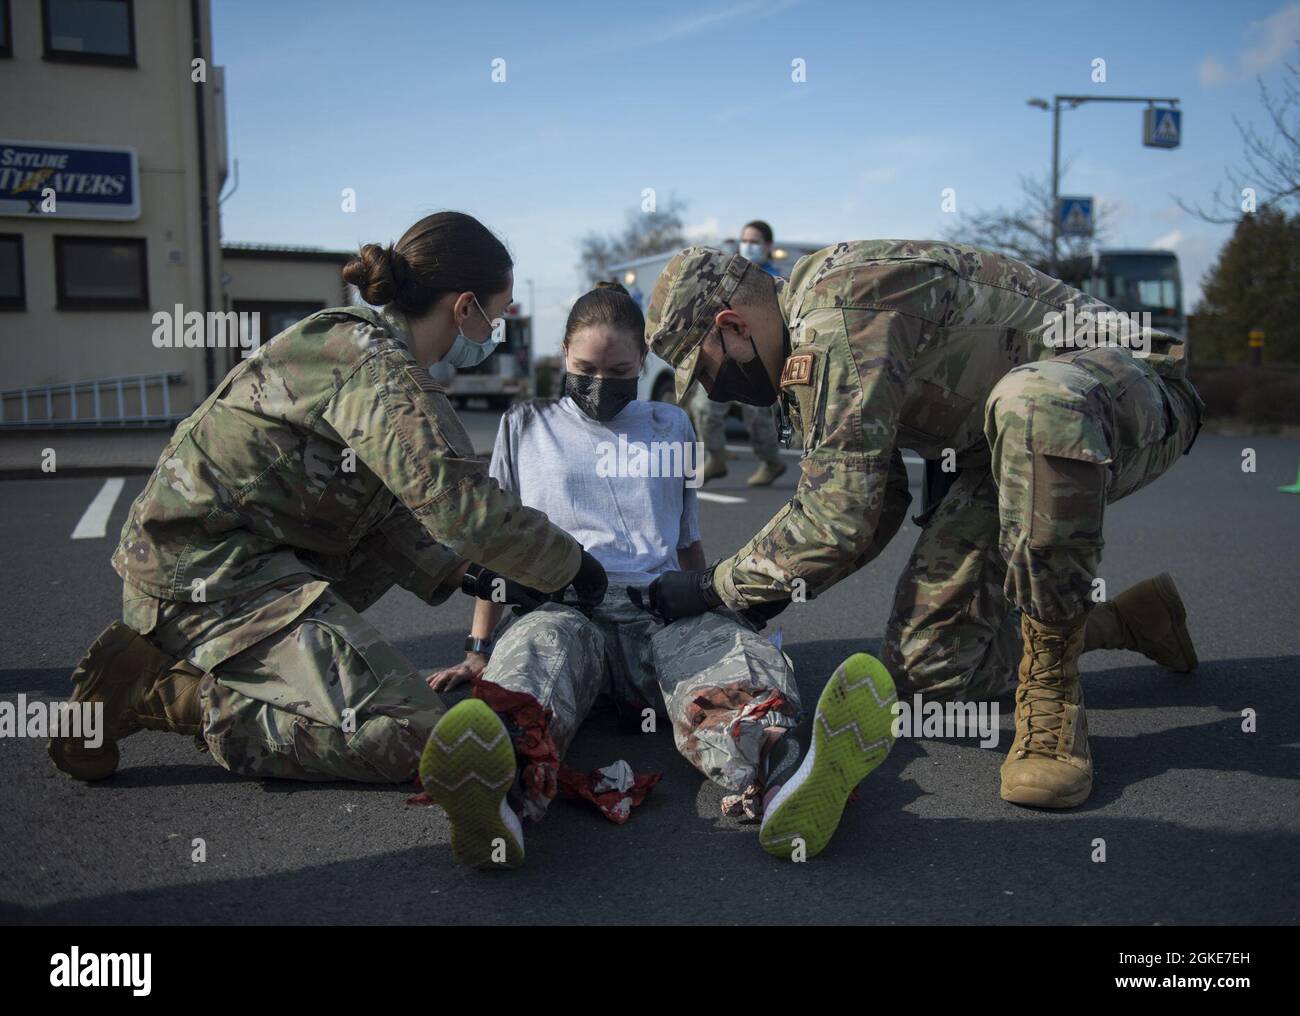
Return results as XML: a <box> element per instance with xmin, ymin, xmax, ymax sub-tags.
<box><xmin>49</xmin><ymin>735</ymin><xmax>121</xmax><ymax>782</ymax></box>
<box><xmin>1152</xmin><ymin>572</ymin><xmax>1198</xmax><ymax>672</ymax></box>
<box><xmin>418</xmin><ymin>700</ymin><xmax>524</xmax><ymax>871</ymax></box>
<box><xmin>759</xmin><ymin>653</ymin><xmax>896</xmax><ymax>860</ymax></box>
<box><xmin>1000</xmin><ymin>780</ymin><xmax>1092</xmax><ymax>809</ymax></box>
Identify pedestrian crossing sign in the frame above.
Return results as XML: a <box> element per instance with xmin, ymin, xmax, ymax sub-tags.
<box><xmin>1143</xmin><ymin>107</ymin><xmax>1181</xmax><ymax>148</ymax></box>
<box><xmin>1057</xmin><ymin>196</ymin><xmax>1094</xmax><ymax>237</ymax></box>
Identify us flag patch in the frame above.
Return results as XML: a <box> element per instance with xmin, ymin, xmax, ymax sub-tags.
<box><xmin>408</xmin><ymin>366</ymin><xmax>445</xmax><ymax>393</ymax></box>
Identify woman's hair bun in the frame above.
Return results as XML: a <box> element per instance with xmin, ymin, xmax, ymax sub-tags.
<box><xmin>594</xmin><ymin>279</ymin><xmax>629</xmax><ymax>296</ymax></box>
<box><xmin>342</xmin><ymin>242</ymin><xmax>399</xmax><ymax>306</ymax></box>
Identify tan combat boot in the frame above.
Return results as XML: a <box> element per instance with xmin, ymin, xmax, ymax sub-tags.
<box><xmin>1001</xmin><ymin>613</ymin><xmax>1092</xmax><ymax>809</ymax></box>
<box><xmin>746</xmin><ymin>459</ymin><xmax>788</xmax><ymax>487</ymax></box>
<box><xmin>1084</xmin><ymin>572</ymin><xmax>1197</xmax><ymax>672</ymax></box>
<box><xmin>702</xmin><ymin>454</ymin><xmax>728</xmax><ymax>483</ymax></box>
<box><xmin>49</xmin><ymin>621</ymin><xmax>206</xmax><ymax>781</ymax></box>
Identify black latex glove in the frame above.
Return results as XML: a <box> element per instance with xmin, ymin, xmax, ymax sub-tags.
<box><xmin>565</xmin><ymin>549</ymin><xmax>608</xmax><ymax>609</ymax></box>
<box><xmin>627</xmin><ymin>568</ymin><xmax>722</xmax><ymax>622</ymax></box>
<box><xmin>460</xmin><ymin>566</ymin><xmax>548</xmax><ymax>612</ymax></box>
<box><xmin>740</xmin><ymin>596</ymin><xmax>792</xmax><ymax>630</ymax></box>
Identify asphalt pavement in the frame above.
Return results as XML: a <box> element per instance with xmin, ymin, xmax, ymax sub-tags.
<box><xmin>0</xmin><ymin>412</ymin><xmax>1296</xmax><ymax>925</ymax></box>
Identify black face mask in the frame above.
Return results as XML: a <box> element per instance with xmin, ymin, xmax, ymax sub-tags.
<box><xmin>563</xmin><ymin>372</ymin><xmax>639</xmax><ymax>422</ymax></box>
<box><xmin>703</xmin><ymin>325</ymin><xmax>788</xmax><ymax>408</ymax></box>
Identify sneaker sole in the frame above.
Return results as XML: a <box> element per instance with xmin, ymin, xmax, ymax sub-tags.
<box><xmin>1152</xmin><ymin>572</ymin><xmax>1198</xmax><ymax>672</ymax></box>
<box><xmin>759</xmin><ymin>652</ymin><xmax>897</xmax><ymax>860</ymax></box>
<box><xmin>418</xmin><ymin>700</ymin><xmax>524</xmax><ymax>871</ymax></box>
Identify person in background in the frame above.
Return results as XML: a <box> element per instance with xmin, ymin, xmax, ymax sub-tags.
<box><xmin>686</xmin><ymin>220</ymin><xmax>787</xmax><ymax>487</ymax></box>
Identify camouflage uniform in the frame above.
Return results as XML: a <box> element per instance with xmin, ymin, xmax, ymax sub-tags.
<box><xmin>482</xmin><ymin>582</ymin><xmax>799</xmax><ymax>817</ymax></box>
<box><xmin>112</xmin><ymin>306</ymin><xmax>583</xmax><ymax>781</ymax></box>
<box><xmin>648</xmin><ymin>242</ymin><xmax>1203</xmax><ymax>702</ymax></box>
<box><xmin>684</xmin><ymin>382</ymin><xmax>782</xmax><ymax>464</ymax></box>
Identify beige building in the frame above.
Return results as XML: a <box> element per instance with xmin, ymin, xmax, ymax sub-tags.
<box><xmin>0</xmin><ymin>0</ymin><xmax>350</xmax><ymax>470</ymax></box>
<box><xmin>221</xmin><ymin>244</ymin><xmax>350</xmax><ymax>361</ymax></box>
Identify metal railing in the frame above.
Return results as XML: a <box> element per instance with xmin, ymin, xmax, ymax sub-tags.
<box><xmin>0</xmin><ymin>372</ymin><xmax>188</xmax><ymax>429</ymax></box>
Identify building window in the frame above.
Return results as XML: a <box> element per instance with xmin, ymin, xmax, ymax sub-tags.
<box><xmin>232</xmin><ymin>300</ymin><xmax>326</xmax><ymax>340</ymax></box>
<box><xmin>0</xmin><ymin>1</ymin><xmax>13</xmax><ymax>59</ymax></box>
<box><xmin>42</xmin><ymin>0</ymin><xmax>136</xmax><ymax>67</ymax></box>
<box><xmin>55</xmin><ymin>236</ymin><xmax>148</xmax><ymax>309</ymax></box>
<box><xmin>0</xmin><ymin>235</ymin><xmax>24</xmax><ymax>310</ymax></box>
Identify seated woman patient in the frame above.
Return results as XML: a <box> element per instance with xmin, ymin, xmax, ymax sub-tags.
<box><xmin>418</xmin><ymin>283</ymin><xmax>897</xmax><ymax>869</ymax></box>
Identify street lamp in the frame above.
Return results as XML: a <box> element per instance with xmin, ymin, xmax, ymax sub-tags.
<box><xmin>1026</xmin><ymin>93</ymin><xmax>1180</xmax><ymax>272</ymax></box>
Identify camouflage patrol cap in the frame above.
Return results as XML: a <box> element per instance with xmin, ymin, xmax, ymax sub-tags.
<box><xmin>645</xmin><ymin>246</ymin><xmax>751</xmax><ymax>401</ymax></box>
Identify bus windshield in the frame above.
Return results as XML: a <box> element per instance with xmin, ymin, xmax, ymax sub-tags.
<box><xmin>1082</xmin><ymin>254</ymin><xmax>1182</xmax><ymax>317</ymax></box>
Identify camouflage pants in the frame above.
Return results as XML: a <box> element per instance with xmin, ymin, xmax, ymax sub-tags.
<box><xmin>883</xmin><ymin>347</ymin><xmax>1203</xmax><ymax>701</ymax></box>
<box><xmin>123</xmin><ymin>575</ymin><xmax>445</xmax><ymax>782</ymax></box>
<box><xmin>482</xmin><ymin>582</ymin><xmax>800</xmax><ymax>815</ymax></box>
<box><xmin>686</xmin><ymin>383</ymin><xmax>782</xmax><ymax>463</ymax></box>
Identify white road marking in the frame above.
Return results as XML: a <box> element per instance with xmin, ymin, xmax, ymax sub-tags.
<box><xmin>726</xmin><ymin>443</ymin><xmax>803</xmax><ymax>458</ymax></box>
<box><xmin>71</xmin><ymin>477</ymin><xmax>125</xmax><ymax>540</ymax></box>
<box><xmin>724</xmin><ymin>443</ymin><xmax>924</xmax><ymax>466</ymax></box>
<box><xmin>697</xmin><ymin>491</ymin><xmax>746</xmax><ymax>504</ymax></box>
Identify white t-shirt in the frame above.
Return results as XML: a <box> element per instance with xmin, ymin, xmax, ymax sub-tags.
<box><xmin>488</xmin><ymin>397</ymin><xmax>701</xmax><ymax>585</ymax></box>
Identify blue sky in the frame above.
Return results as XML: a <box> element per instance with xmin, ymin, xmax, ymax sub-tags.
<box><xmin>213</xmin><ymin>0</ymin><xmax>1300</xmax><ymax>354</ymax></box>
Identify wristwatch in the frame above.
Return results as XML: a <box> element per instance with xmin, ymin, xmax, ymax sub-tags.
<box><xmin>464</xmin><ymin>636</ymin><xmax>493</xmax><ymax>657</ymax></box>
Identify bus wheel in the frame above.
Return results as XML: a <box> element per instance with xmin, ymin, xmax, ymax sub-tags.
<box><xmin>651</xmin><ymin>375</ymin><xmax>676</xmax><ymax>405</ymax></box>
<box><xmin>488</xmin><ymin>396</ymin><xmax>512</xmax><ymax>411</ymax></box>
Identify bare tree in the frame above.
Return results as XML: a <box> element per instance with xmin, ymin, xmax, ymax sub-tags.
<box><xmin>577</xmin><ymin>194</ymin><xmax>689</xmax><ymax>284</ymax></box>
<box><xmin>945</xmin><ymin>172</ymin><xmax>1108</xmax><ymax>268</ymax></box>
<box><xmin>1178</xmin><ymin>53</ymin><xmax>1300</xmax><ymax>223</ymax></box>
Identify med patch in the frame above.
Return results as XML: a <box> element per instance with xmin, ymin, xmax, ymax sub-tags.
<box><xmin>780</xmin><ymin>352</ymin><xmax>816</xmax><ymax>389</ymax></box>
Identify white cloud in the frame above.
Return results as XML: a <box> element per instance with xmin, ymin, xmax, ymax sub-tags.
<box><xmin>1196</xmin><ymin>2</ymin><xmax>1299</xmax><ymax>85</ymax></box>
<box><xmin>638</xmin><ymin>0</ymin><xmax>801</xmax><ymax>47</ymax></box>
<box><xmin>1241</xmin><ymin>2</ymin><xmax>1300</xmax><ymax>72</ymax></box>
<box><xmin>860</xmin><ymin>167</ymin><xmax>899</xmax><ymax>185</ymax></box>
<box><xmin>1196</xmin><ymin>55</ymin><xmax>1231</xmax><ymax>86</ymax></box>
<box><xmin>684</xmin><ymin>215</ymin><xmax>722</xmax><ymax>240</ymax></box>
<box><xmin>1151</xmin><ymin>229</ymin><xmax>1185</xmax><ymax>250</ymax></box>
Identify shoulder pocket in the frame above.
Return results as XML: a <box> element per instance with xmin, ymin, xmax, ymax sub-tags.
<box><xmin>782</xmin><ymin>345</ymin><xmax>828</xmax><ymax>450</ymax></box>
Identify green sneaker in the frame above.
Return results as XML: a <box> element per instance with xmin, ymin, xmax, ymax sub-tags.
<box><xmin>419</xmin><ymin>699</ymin><xmax>524</xmax><ymax>871</ymax></box>
<box><xmin>759</xmin><ymin>653</ymin><xmax>896</xmax><ymax>861</ymax></box>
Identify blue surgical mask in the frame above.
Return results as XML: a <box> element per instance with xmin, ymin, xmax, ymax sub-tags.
<box><xmin>444</xmin><ymin>296</ymin><xmax>502</xmax><ymax>368</ymax></box>
<box><xmin>739</xmin><ymin>241</ymin><xmax>767</xmax><ymax>264</ymax></box>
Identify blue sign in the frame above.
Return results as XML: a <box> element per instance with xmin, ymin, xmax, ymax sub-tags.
<box><xmin>0</xmin><ymin>140</ymin><xmax>140</xmax><ymax>220</ymax></box>
<box><xmin>1057</xmin><ymin>196</ymin><xmax>1094</xmax><ymax>237</ymax></box>
<box><xmin>1143</xmin><ymin>108</ymin><xmax>1181</xmax><ymax>149</ymax></box>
